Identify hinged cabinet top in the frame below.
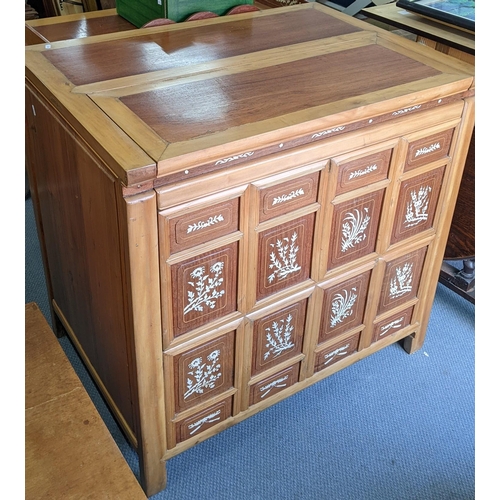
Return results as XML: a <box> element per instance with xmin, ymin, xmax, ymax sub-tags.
<box><xmin>25</xmin><ymin>3</ymin><xmax>474</xmax><ymax>187</ymax></box>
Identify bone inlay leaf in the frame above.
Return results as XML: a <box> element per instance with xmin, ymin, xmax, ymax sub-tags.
<box><xmin>272</xmin><ymin>188</ymin><xmax>305</xmax><ymax>206</ymax></box>
<box><xmin>341</xmin><ymin>208</ymin><xmax>370</xmax><ymax>252</ymax></box>
<box><xmin>188</xmin><ymin>409</ymin><xmax>222</xmax><ymax>435</ymax></box>
<box><xmin>184</xmin><ymin>262</ymin><xmax>225</xmax><ymax>315</ymax></box>
<box><xmin>259</xmin><ymin>375</ymin><xmax>289</xmax><ymax>398</ymax></box>
<box><xmin>380</xmin><ymin>317</ymin><xmax>404</xmax><ymax>337</ymax></box>
<box><xmin>330</xmin><ymin>287</ymin><xmax>358</xmax><ymax>327</ymax></box>
<box><xmin>186</xmin><ymin>214</ymin><xmax>224</xmax><ymax>234</ymax></box>
<box><xmin>415</xmin><ymin>142</ymin><xmax>440</xmax><ymax>157</ymax></box>
<box><xmin>348</xmin><ymin>164</ymin><xmax>378</xmax><ymax>180</ymax></box>
<box><xmin>389</xmin><ymin>262</ymin><xmax>413</xmax><ymax>298</ymax></box>
<box><xmin>405</xmin><ymin>186</ymin><xmax>431</xmax><ymax>227</ymax></box>
<box><xmin>264</xmin><ymin>314</ymin><xmax>295</xmax><ymax>360</ymax></box>
<box><xmin>268</xmin><ymin>232</ymin><xmax>301</xmax><ymax>283</ymax></box>
<box><xmin>184</xmin><ymin>350</ymin><xmax>222</xmax><ymax>400</ymax></box>
<box><xmin>324</xmin><ymin>343</ymin><xmax>350</xmax><ymax>365</ymax></box>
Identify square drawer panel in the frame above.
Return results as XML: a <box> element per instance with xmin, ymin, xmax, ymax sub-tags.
<box><xmin>171</xmin><ymin>242</ymin><xmax>238</xmax><ymax>337</ymax></box>
<box><xmin>172</xmin><ymin>331</ymin><xmax>235</xmax><ymax>414</ymax></box>
<box><xmin>249</xmin><ymin>363</ymin><xmax>300</xmax><ymax>406</ymax></box>
<box><xmin>314</xmin><ymin>332</ymin><xmax>360</xmax><ymax>373</ymax></box>
<box><xmin>391</xmin><ymin>166</ymin><xmax>445</xmax><ymax>245</ymax></box>
<box><xmin>328</xmin><ymin>189</ymin><xmax>384</xmax><ymax>270</ymax></box>
<box><xmin>318</xmin><ymin>270</ymin><xmax>371</xmax><ymax>344</ymax></box>
<box><xmin>250</xmin><ymin>299</ymin><xmax>307</xmax><ymax>377</ymax></box>
<box><xmin>334</xmin><ymin>148</ymin><xmax>392</xmax><ymax>196</ymax></box>
<box><xmin>404</xmin><ymin>128</ymin><xmax>454</xmax><ymax>172</ymax></box>
<box><xmin>257</xmin><ymin>213</ymin><xmax>315</xmax><ymax>301</ymax></box>
<box><xmin>372</xmin><ymin>306</ymin><xmax>414</xmax><ymax>344</ymax></box>
<box><xmin>258</xmin><ymin>171</ymin><xmax>320</xmax><ymax>223</ymax></box>
<box><xmin>378</xmin><ymin>247</ymin><xmax>427</xmax><ymax>315</ymax></box>
<box><xmin>175</xmin><ymin>396</ymin><xmax>233</xmax><ymax>444</ymax></box>
<box><xmin>163</xmin><ymin>197</ymin><xmax>239</xmax><ymax>254</ymax></box>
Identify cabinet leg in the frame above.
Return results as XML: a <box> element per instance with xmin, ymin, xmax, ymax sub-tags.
<box><xmin>400</xmin><ymin>333</ymin><xmax>424</xmax><ymax>354</ymax></box>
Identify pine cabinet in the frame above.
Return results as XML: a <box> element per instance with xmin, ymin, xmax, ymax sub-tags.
<box><xmin>25</xmin><ymin>4</ymin><xmax>474</xmax><ymax>496</ymax></box>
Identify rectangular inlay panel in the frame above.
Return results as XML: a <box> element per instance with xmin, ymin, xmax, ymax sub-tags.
<box><xmin>404</xmin><ymin>128</ymin><xmax>454</xmax><ymax>172</ymax></box>
<box><xmin>314</xmin><ymin>332</ymin><xmax>360</xmax><ymax>373</ymax></box>
<box><xmin>372</xmin><ymin>306</ymin><xmax>414</xmax><ymax>344</ymax></box>
<box><xmin>249</xmin><ymin>363</ymin><xmax>300</xmax><ymax>406</ymax></box>
<box><xmin>171</xmin><ymin>242</ymin><xmax>238</xmax><ymax>337</ymax></box>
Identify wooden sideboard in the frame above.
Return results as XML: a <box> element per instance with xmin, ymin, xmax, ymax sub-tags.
<box><xmin>25</xmin><ymin>4</ymin><xmax>475</xmax><ymax>496</ymax></box>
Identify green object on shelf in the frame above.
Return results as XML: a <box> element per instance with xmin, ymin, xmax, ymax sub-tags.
<box><xmin>116</xmin><ymin>0</ymin><xmax>254</xmax><ymax>27</ymax></box>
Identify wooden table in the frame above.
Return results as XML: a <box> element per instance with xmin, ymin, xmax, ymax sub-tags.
<box><xmin>362</xmin><ymin>2</ymin><xmax>475</xmax><ymax>303</ymax></box>
<box><xmin>25</xmin><ymin>4</ymin><xmax>475</xmax><ymax>495</ymax></box>
<box><xmin>25</xmin><ymin>302</ymin><xmax>147</xmax><ymax>499</ymax></box>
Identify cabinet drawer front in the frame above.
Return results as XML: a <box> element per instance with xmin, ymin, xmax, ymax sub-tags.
<box><xmin>372</xmin><ymin>306</ymin><xmax>414</xmax><ymax>344</ymax></box>
<box><xmin>378</xmin><ymin>247</ymin><xmax>427</xmax><ymax>315</ymax></box>
<box><xmin>258</xmin><ymin>172</ymin><xmax>320</xmax><ymax>223</ymax></box>
<box><xmin>328</xmin><ymin>189</ymin><xmax>384</xmax><ymax>270</ymax></box>
<box><xmin>318</xmin><ymin>270</ymin><xmax>371</xmax><ymax>344</ymax></box>
<box><xmin>165</xmin><ymin>198</ymin><xmax>239</xmax><ymax>254</ymax></box>
<box><xmin>314</xmin><ymin>332</ymin><xmax>360</xmax><ymax>373</ymax></box>
<box><xmin>257</xmin><ymin>213</ymin><xmax>315</xmax><ymax>301</ymax></box>
<box><xmin>175</xmin><ymin>396</ymin><xmax>233</xmax><ymax>444</ymax></box>
<box><xmin>250</xmin><ymin>299</ymin><xmax>307</xmax><ymax>376</ymax></box>
<box><xmin>391</xmin><ymin>167</ymin><xmax>445</xmax><ymax>245</ymax></box>
<box><xmin>334</xmin><ymin>148</ymin><xmax>392</xmax><ymax>195</ymax></box>
<box><xmin>404</xmin><ymin>128</ymin><xmax>454</xmax><ymax>171</ymax></box>
<box><xmin>249</xmin><ymin>363</ymin><xmax>300</xmax><ymax>406</ymax></box>
<box><xmin>172</xmin><ymin>331</ymin><xmax>235</xmax><ymax>413</ymax></box>
<box><xmin>171</xmin><ymin>243</ymin><xmax>238</xmax><ymax>337</ymax></box>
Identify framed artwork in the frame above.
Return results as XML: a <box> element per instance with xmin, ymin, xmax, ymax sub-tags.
<box><xmin>395</xmin><ymin>0</ymin><xmax>475</xmax><ymax>32</ymax></box>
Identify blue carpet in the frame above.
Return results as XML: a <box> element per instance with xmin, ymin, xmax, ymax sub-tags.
<box><xmin>25</xmin><ymin>197</ymin><xmax>474</xmax><ymax>499</ymax></box>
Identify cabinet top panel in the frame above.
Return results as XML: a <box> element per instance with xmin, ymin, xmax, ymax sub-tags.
<box><xmin>25</xmin><ymin>4</ymin><xmax>474</xmax><ymax>187</ymax></box>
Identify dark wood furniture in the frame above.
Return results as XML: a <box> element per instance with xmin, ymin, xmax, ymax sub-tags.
<box><xmin>25</xmin><ymin>4</ymin><xmax>475</xmax><ymax>496</ymax></box>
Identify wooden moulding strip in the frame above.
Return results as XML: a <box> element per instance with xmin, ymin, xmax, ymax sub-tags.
<box><xmin>25</xmin><ymin>51</ymin><xmax>156</xmax><ymax>187</ymax></box>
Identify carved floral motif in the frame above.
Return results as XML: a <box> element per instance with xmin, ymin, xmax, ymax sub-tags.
<box><xmin>267</xmin><ymin>232</ymin><xmax>301</xmax><ymax>283</ymax></box>
<box><xmin>405</xmin><ymin>186</ymin><xmax>431</xmax><ymax>227</ymax></box>
<box><xmin>330</xmin><ymin>287</ymin><xmax>358</xmax><ymax>327</ymax></box>
<box><xmin>264</xmin><ymin>314</ymin><xmax>295</xmax><ymax>360</ymax></box>
<box><xmin>187</xmin><ymin>214</ymin><xmax>224</xmax><ymax>234</ymax></box>
<box><xmin>389</xmin><ymin>262</ymin><xmax>413</xmax><ymax>298</ymax></box>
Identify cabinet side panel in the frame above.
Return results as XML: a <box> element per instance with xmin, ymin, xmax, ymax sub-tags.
<box><xmin>25</xmin><ymin>85</ymin><xmax>135</xmax><ymax>432</ymax></box>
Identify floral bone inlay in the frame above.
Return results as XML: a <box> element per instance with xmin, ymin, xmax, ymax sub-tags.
<box><xmin>311</xmin><ymin>126</ymin><xmax>345</xmax><ymax>139</ymax></box>
<box><xmin>267</xmin><ymin>232</ymin><xmax>301</xmax><ymax>283</ymax></box>
<box><xmin>348</xmin><ymin>164</ymin><xmax>378</xmax><ymax>180</ymax></box>
<box><xmin>184</xmin><ymin>350</ymin><xmax>222</xmax><ymax>400</ymax></box>
<box><xmin>259</xmin><ymin>375</ymin><xmax>289</xmax><ymax>398</ymax></box>
<box><xmin>186</xmin><ymin>214</ymin><xmax>224</xmax><ymax>234</ymax></box>
<box><xmin>389</xmin><ymin>262</ymin><xmax>413</xmax><ymax>298</ymax></box>
<box><xmin>341</xmin><ymin>208</ymin><xmax>370</xmax><ymax>252</ymax></box>
<box><xmin>392</xmin><ymin>105</ymin><xmax>421</xmax><ymax>116</ymax></box>
<box><xmin>330</xmin><ymin>287</ymin><xmax>358</xmax><ymax>327</ymax></box>
<box><xmin>264</xmin><ymin>314</ymin><xmax>295</xmax><ymax>360</ymax></box>
<box><xmin>415</xmin><ymin>142</ymin><xmax>440</xmax><ymax>157</ymax></box>
<box><xmin>184</xmin><ymin>262</ymin><xmax>225</xmax><ymax>315</ymax></box>
<box><xmin>324</xmin><ymin>343</ymin><xmax>350</xmax><ymax>365</ymax></box>
<box><xmin>405</xmin><ymin>186</ymin><xmax>431</xmax><ymax>227</ymax></box>
<box><xmin>272</xmin><ymin>188</ymin><xmax>305</xmax><ymax>206</ymax></box>
<box><xmin>380</xmin><ymin>317</ymin><xmax>404</xmax><ymax>337</ymax></box>
<box><xmin>188</xmin><ymin>409</ymin><xmax>222</xmax><ymax>435</ymax></box>
<box><xmin>215</xmin><ymin>151</ymin><xmax>254</xmax><ymax>165</ymax></box>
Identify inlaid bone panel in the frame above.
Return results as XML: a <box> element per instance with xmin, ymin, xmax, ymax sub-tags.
<box><xmin>391</xmin><ymin>167</ymin><xmax>445</xmax><ymax>244</ymax></box>
<box><xmin>318</xmin><ymin>270</ymin><xmax>371</xmax><ymax>344</ymax></box>
<box><xmin>314</xmin><ymin>332</ymin><xmax>360</xmax><ymax>373</ymax></box>
<box><xmin>250</xmin><ymin>299</ymin><xmax>307</xmax><ymax>376</ymax></box>
<box><xmin>175</xmin><ymin>396</ymin><xmax>233</xmax><ymax>444</ymax></box>
<box><xmin>172</xmin><ymin>331</ymin><xmax>235</xmax><ymax>413</ymax></box>
<box><xmin>372</xmin><ymin>306</ymin><xmax>414</xmax><ymax>344</ymax></box>
<box><xmin>328</xmin><ymin>189</ymin><xmax>384</xmax><ymax>270</ymax></box>
<box><xmin>334</xmin><ymin>148</ymin><xmax>392</xmax><ymax>195</ymax></box>
<box><xmin>165</xmin><ymin>198</ymin><xmax>239</xmax><ymax>254</ymax></box>
<box><xmin>378</xmin><ymin>247</ymin><xmax>427</xmax><ymax>315</ymax></box>
<box><xmin>249</xmin><ymin>363</ymin><xmax>300</xmax><ymax>406</ymax></box>
<box><xmin>258</xmin><ymin>171</ymin><xmax>320</xmax><ymax>223</ymax></box>
<box><xmin>257</xmin><ymin>213</ymin><xmax>315</xmax><ymax>301</ymax></box>
<box><xmin>404</xmin><ymin>128</ymin><xmax>454</xmax><ymax>172</ymax></box>
<box><xmin>171</xmin><ymin>242</ymin><xmax>238</xmax><ymax>337</ymax></box>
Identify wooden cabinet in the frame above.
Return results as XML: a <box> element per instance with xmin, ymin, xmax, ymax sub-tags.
<box><xmin>25</xmin><ymin>4</ymin><xmax>474</xmax><ymax>497</ymax></box>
